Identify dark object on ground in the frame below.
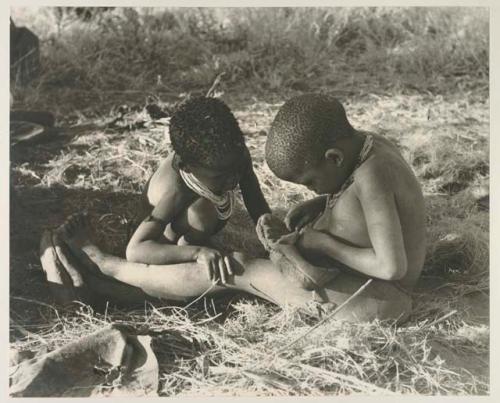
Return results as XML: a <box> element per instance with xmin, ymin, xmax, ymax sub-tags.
<box><xmin>106</xmin><ymin>100</ymin><xmax>171</xmax><ymax>132</ymax></box>
<box><xmin>145</xmin><ymin>103</ymin><xmax>168</xmax><ymax>120</ymax></box>
<box><xmin>10</xmin><ymin>110</ymin><xmax>56</xmax><ymax>146</ymax></box>
<box><xmin>10</xmin><ymin>122</ymin><xmax>46</xmax><ymax>146</ymax></box>
<box><xmin>10</xmin><ymin>18</ymin><xmax>40</xmax><ymax>86</ymax></box>
<box><xmin>11</xmin><ymin>110</ymin><xmax>56</xmax><ymax>127</ymax></box>
<box><xmin>9</xmin><ymin>325</ymin><xmax>159</xmax><ymax>397</ymax></box>
<box><xmin>106</xmin><ymin>114</ymin><xmax>147</xmax><ymax>132</ymax></box>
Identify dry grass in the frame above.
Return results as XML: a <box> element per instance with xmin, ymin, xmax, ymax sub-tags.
<box><xmin>10</xmin><ymin>91</ymin><xmax>489</xmax><ymax>396</ymax></box>
<box><xmin>10</xmin><ymin>6</ymin><xmax>489</xmax><ymax>397</ymax></box>
<box><xmin>11</xmin><ymin>7</ymin><xmax>488</xmax><ymax>115</ymax></box>
<box><xmin>9</xmin><ymin>298</ymin><xmax>489</xmax><ymax>396</ymax></box>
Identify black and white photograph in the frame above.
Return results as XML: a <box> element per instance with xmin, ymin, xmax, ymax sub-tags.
<box><xmin>8</xmin><ymin>3</ymin><xmax>491</xmax><ymax>397</ymax></box>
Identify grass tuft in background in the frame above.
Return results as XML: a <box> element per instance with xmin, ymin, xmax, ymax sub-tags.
<box><xmin>11</xmin><ymin>7</ymin><xmax>488</xmax><ymax>115</ymax></box>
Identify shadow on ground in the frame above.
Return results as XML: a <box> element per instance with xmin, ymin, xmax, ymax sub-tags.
<box><xmin>10</xmin><ymin>183</ymin><xmax>268</xmax><ymax>325</ymax></box>
<box><xmin>10</xmin><ymin>179</ymin><xmax>490</xmax><ymax>395</ymax></box>
<box><xmin>11</xmin><ymin>182</ymin><xmax>489</xmax><ymax>332</ymax></box>
<box><xmin>11</xmin><ymin>124</ymin><xmax>103</xmax><ymax>165</ymax></box>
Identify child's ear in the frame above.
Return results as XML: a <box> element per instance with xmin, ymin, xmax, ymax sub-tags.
<box><xmin>325</xmin><ymin>148</ymin><xmax>344</xmax><ymax>167</ymax></box>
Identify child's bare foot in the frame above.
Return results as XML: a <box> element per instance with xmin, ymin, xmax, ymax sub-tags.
<box><xmin>54</xmin><ymin>212</ymin><xmax>93</xmax><ymax>251</ymax></box>
<box><xmin>41</xmin><ymin>214</ymin><xmax>129</xmax><ymax>307</ymax></box>
<box><xmin>39</xmin><ymin>228</ymin><xmax>94</xmax><ymax>305</ymax></box>
<box><xmin>51</xmin><ymin>229</ymin><xmax>85</xmax><ymax>288</ymax></box>
<box><xmin>53</xmin><ymin>212</ymin><xmax>106</xmax><ymax>279</ymax></box>
<box><xmin>39</xmin><ymin>230</ymin><xmax>73</xmax><ymax>289</ymax></box>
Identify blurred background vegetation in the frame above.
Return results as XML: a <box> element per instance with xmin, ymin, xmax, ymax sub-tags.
<box><xmin>10</xmin><ymin>7</ymin><xmax>489</xmax><ymax>114</ymax></box>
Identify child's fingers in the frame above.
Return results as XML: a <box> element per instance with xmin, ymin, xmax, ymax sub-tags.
<box><xmin>261</xmin><ymin>213</ymin><xmax>272</xmax><ymax>224</ymax></box>
<box><xmin>204</xmin><ymin>261</ymin><xmax>212</xmax><ymax>281</ymax></box>
<box><xmin>285</xmin><ymin>210</ymin><xmax>299</xmax><ymax>230</ymax></box>
<box><xmin>224</xmin><ymin>256</ymin><xmax>233</xmax><ymax>275</ymax></box>
<box><xmin>292</xmin><ymin>215</ymin><xmax>306</xmax><ymax>231</ymax></box>
<box><xmin>296</xmin><ymin>215</ymin><xmax>312</xmax><ymax>231</ymax></box>
<box><xmin>209</xmin><ymin>260</ymin><xmax>218</xmax><ymax>283</ymax></box>
<box><xmin>218</xmin><ymin>257</ymin><xmax>227</xmax><ymax>284</ymax></box>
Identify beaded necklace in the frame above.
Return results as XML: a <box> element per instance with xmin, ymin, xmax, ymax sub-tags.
<box><xmin>179</xmin><ymin>169</ymin><xmax>235</xmax><ymax>220</ymax></box>
<box><xmin>326</xmin><ymin>134</ymin><xmax>374</xmax><ymax>209</ymax></box>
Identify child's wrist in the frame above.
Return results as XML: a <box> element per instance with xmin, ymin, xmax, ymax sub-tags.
<box><xmin>193</xmin><ymin>246</ymin><xmax>203</xmax><ymax>260</ymax></box>
<box><xmin>316</xmin><ymin>232</ymin><xmax>332</xmax><ymax>254</ymax></box>
<box><xmin>301</xmin><ymin>228</ymin><xmax>325</xmax><ymax>252</ymax></box>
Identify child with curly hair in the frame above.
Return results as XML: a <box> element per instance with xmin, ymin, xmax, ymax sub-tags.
<box><xmin>126</xmin><ymin>97</ymin><xmax>270</xmax><ymax>284</ymax></box>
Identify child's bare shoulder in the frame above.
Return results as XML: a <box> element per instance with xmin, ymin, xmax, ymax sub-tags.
<box><xmin>354</xmin><ymin>134</ymin><xmax>412</xmax><ymax>193</ymax></box>
<box><xmin>354</xmin><ymin>134</ymin><xmax>423</xmax><ymax>209</ymax></box>
<box><xmin>354</xmin><ymin>157</ymin><xmax>394</xmax><ymax>197</ymax></box>
<box><xmin>147</xmin><ymin>154</ymin><xmax>186</xmax><ymax>205</ymax></box>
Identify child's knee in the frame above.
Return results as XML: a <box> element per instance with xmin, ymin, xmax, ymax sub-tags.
<box><xmin>328</xmin><ymin>279</ymin><xmax>412</xmax><ymax>323</ymax></box>
<box><xmin>186</xmin><ymin>198</ymin><xmax>220</xmax><ymax>235</ymax></box>
<box><xmin>372</xmin><ymin>283</ymin><xmax>412</xmax><ymax>323</ymax></box>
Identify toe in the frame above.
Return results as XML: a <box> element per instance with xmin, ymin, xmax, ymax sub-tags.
<box><xmin>52</xmin><ymin>232</ymin><xmax>85</xmax><ymax>288</ymax></box>
<box><xmin>67</xmin><ymin>213</ymin><xmax>85</xmax><ymax>234</ymax></box>
<box><xmin>55</xmin><ymin>220</ymin><xmax>70</xmax><ymax>238</ymax></box>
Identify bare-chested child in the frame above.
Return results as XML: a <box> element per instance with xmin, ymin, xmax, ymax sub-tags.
<box><xmin>259</xmin><ymin>93</ymin><xmax>426</xmax><ymax>301</ymax></box>
<box><xmin>40</xmin><ymin>94</ymin><xmax>424</xmax><ymax>323</ymax></box>
<box><xmin>125</xmin><ymin>96</ymin><xmax>270</xmax><ymax>283</ymax></box>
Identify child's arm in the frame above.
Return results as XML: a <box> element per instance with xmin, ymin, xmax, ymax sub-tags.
<box><xmin>239</xmin><ymin>158</ymin><xmax>271</xmax><ymax>224</ymax></box>
<box><xmin>298</xmin><ymin>170</ymin><xmax>408</xmax><ymax>281</ymax></box>
<box><xmin>285</xmin><ymin>195</ymin><xmax>327</xmax><ymax>231</ymax></box>
<box><xmin>126</xmin><ymin>183</ymin><xmax>202</xmax><ymax>265</ymax></box>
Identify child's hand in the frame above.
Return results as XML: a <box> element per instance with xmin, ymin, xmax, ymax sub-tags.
<box><xmin>257</xmin><ymin>214</ymin><xmax>291</xmax><ymax>243</ymax></box>
<box><xmin>297</xmin><ymin>227</ymin><xmax>325</xmax><ymax>253</ymax></box>
<box><xmin>196</xmin><ymin>247</ymin><xmax>233</xmax><ymax>285</ymax></box>
<box><xmin>285</xmin><ymin>202</ymin><xmax>320</xmax><ymax>231</ymax></box>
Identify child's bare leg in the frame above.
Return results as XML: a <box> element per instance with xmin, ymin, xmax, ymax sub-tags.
<box><xmin>53</xmin><ymin>214</ymin><xmax>411</xmax><ymax>322</ymax></box>
<box><xmin>41</xmin><ymin>230</ymin><xmax>152</xmax><ymax>306</ymax></box>
<box><xmin>256</xmin><ymin>214</ymin><xmax>337</xmax><ymax>290</ymax></box>
<box><xmin>54</xmin><ymin>214</ymin><xmax>225</xmax><ymax>301</ymax></box>
<box><xmin>53</xmin><ymin>214</ymin><xmax>300</xmax><ymax>303</ymax></box>
<box><xmin>234</xmin><ymin>257</ymin><xmax>412</xmax><ymax>323</ymax></box>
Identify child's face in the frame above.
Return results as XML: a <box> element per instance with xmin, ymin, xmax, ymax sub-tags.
<box><xmin>289</xmin><ymin>154</ymin><xmax>345</xmax><ymax>195</ymax></box>
<box><xmin>188</xmin><ymin>152</ymin><xmax>245</xmax><ymax>194</ymax></box>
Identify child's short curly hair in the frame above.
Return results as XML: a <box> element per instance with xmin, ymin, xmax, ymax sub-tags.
<box><xmin>169</xmin><ymin>97</ymin><xmax>246</xmax><ymax>168</ymax></box>
<box><xmin>266</xmin><ymin>94</ymin><xmax>354</xmax><ymax>178</ymax></box>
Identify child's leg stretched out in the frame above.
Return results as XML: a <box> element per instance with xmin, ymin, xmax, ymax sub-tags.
<box><xmin>42</xmin><ymin>213</ymin><xmax>412</xmax><ymax>323</ymax></box>
<box><xmin>255</xmin><ymin>213</ymin><xmax>339</xmax><ymax>291</ymax></box>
